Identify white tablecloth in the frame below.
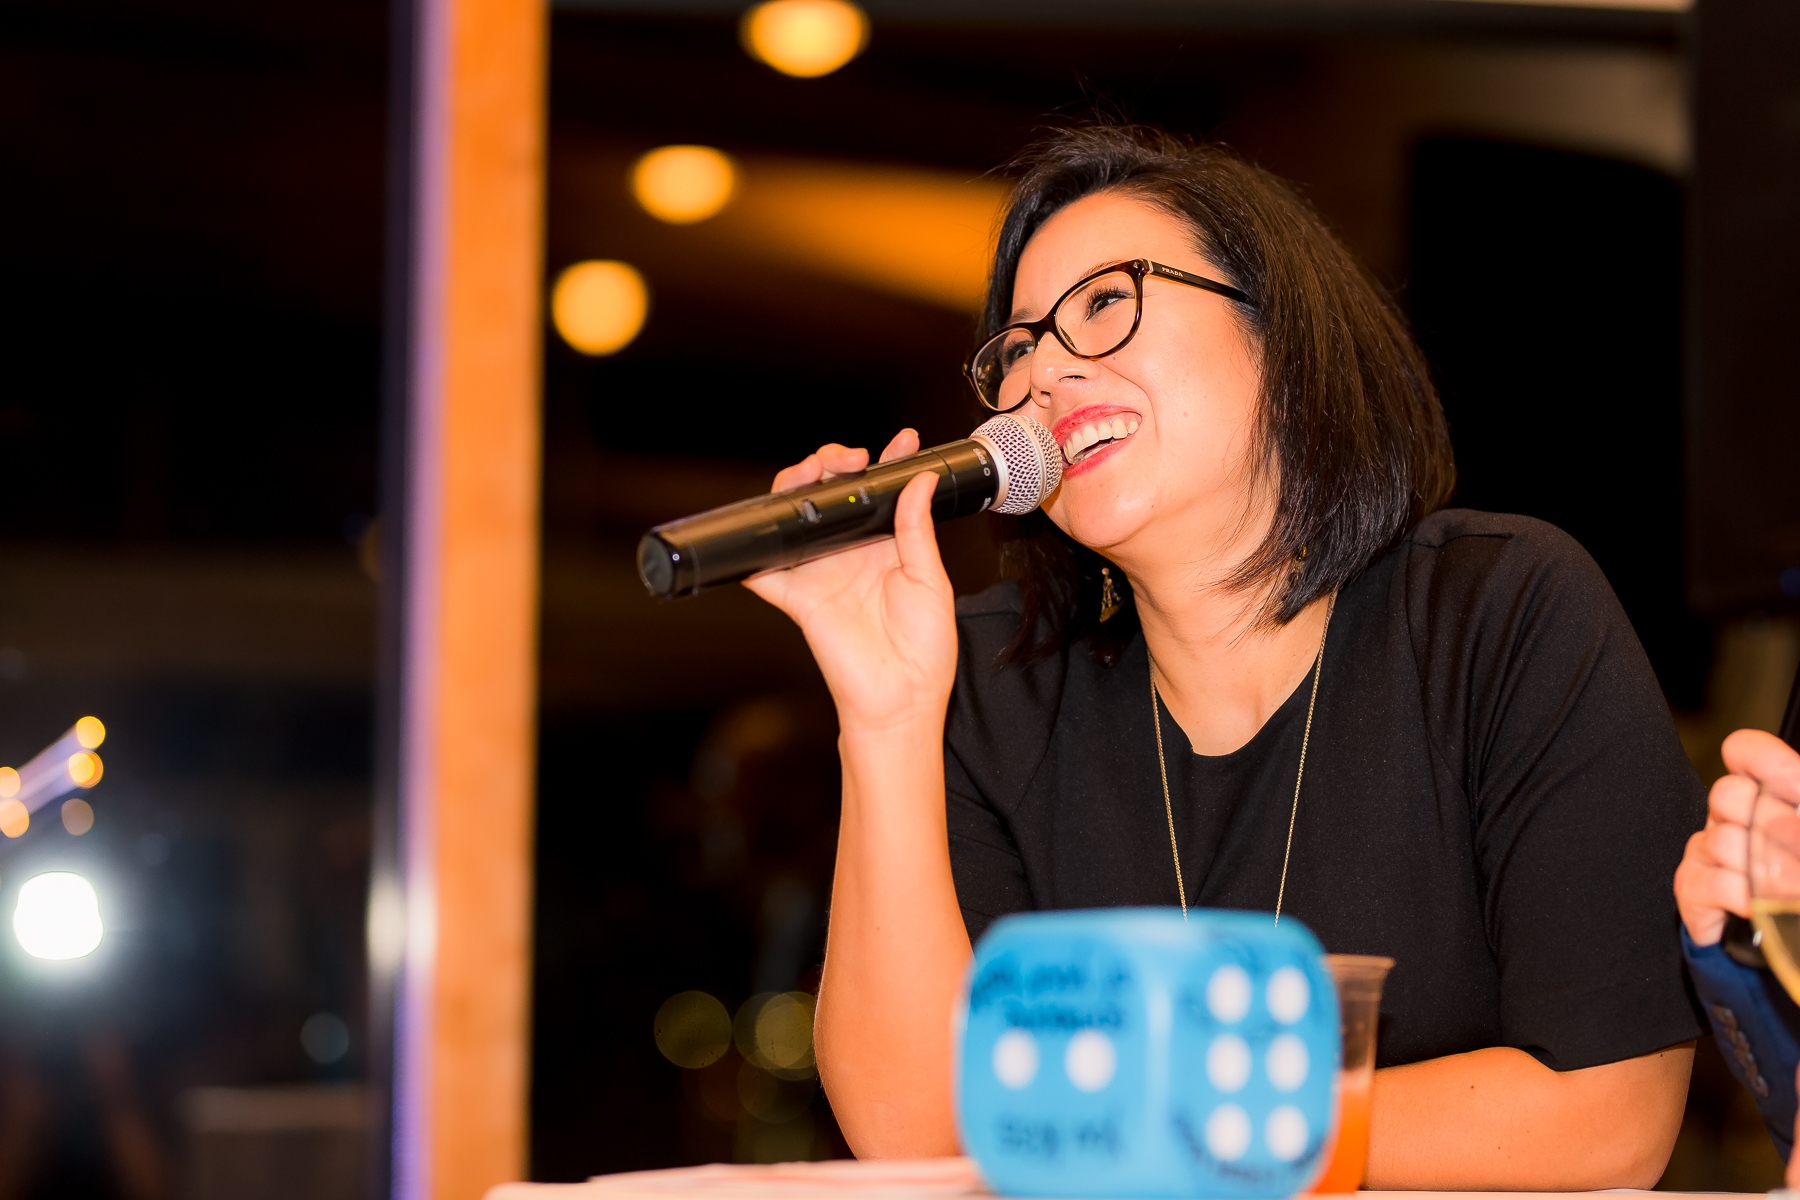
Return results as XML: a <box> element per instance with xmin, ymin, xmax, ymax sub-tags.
<box><xmin>484</xmin><ymin>1155</ymin><xmax>1748</xmax><ymax>1200</ymax></box>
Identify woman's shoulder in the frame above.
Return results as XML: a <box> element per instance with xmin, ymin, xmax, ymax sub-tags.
<box><xmin>1405</xmin><ymin>507</ymin><xmax>1600</xmax><ymax>570</ymax></box>
<box><xmin>947</xmin><ymin>582</ymin><xmax>1072</xmax><ymax>785</ymax></box>
<box><xmin>955</xmin><ymin>578</ymin><xmax>1027</xmax><ymax>626</ymax></box>
<box><xmin>952</xmin><ymin>580</ymin><xmax>1059</xmax><ymax>692</ymax></box>
<box><xmin>1396</xmin><ymin>508</ymin><xmax>1619</xmax><ymax>621</ymax></box>
<box><xmin>1386</xmin><ymin>508</ymin><xmax>1676</xmax><ymax>789</ymax></box>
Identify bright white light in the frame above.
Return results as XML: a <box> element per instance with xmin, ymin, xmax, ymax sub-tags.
<box><xmin>14</xmin><ymin>871</ymin><xmax>104</xmax><ymax>960</ymax></box>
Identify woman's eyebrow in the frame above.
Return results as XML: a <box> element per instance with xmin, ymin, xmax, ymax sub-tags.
<box><xmin>1007</xmin><ymin>260</ymin><xmax>1123</xmax><ymax>324</ymax></box>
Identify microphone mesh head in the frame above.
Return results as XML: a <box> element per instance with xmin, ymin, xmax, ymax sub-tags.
<box><xmin>973</xmin><ymin>412</ymin><xmax>1063</xmax><ymax>515</ymax></box>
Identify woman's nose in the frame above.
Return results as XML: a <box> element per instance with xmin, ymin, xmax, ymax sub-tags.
<box><xmin>1028</xmin><ymin>336</ymin><xmax>1088</xmax><ymax>407</ymax></box>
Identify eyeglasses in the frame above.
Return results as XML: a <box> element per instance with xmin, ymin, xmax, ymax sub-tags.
<box><xmin>966</xmin><ymin>258</ymin><xmax>1254</xmax><ymax>413</ymax></box>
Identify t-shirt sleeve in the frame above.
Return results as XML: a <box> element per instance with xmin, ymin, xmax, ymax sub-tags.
<box><xmin>1407</xmin><ymin>514</ymin><xmax>1707</xmax><ymax>1070</ymax></box>
<box><xmin>946</xmin><ymin>742</ymin><xmax>1032</xmax><ymax>944</ymax></box>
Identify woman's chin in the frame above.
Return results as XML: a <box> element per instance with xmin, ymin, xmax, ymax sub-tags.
<box><xmin>1046</xmin><ymin>490</ymin><xmax>1156</xmax><ymax>555</ymax></box>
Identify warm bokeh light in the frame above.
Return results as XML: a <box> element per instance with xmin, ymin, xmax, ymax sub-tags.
<box><xmin>0</xmin><ymin>768</ymin><xmax>16</xmax><ymax>800</ymax></box>
<box><xmin>754</xmin><ymin>991</ymin><xmax>816</xmax><ymax>1071</ymax></box>
<box><xmin>711</xmin><ymin>160</ymin><xmax>1008</xmax><ymax>312</ymax></box>
<box><xmin>735</xmin><ymin>1058</ymin><xmax>816</xmax><ymax>1123</ymax></box>
<box><xmin>654</xmin><ymin>990</ymin><xmax>732</xmax><ymax>1068</ymax></box>
<box><xmin>693</xmin><ymin>1052</ymin><xmax>745</xmax><ymax>1122</ymax></box>
<box><xmin>66</xmin><ymin>751</ymin><xmax>102</xmax><ymax>787</ymax></box>
<box><xmin>14</xmin><ymin>871</ymin><xmax>103</xmax><ymax>960</ymax></box>
<box><xmin>61</xmin><ymin>797</ymin><xmax>94</xmax><ymax>836</ymax></box>
<box><xmin>740</xmin><ymin>0</ymin><xmax>868</xmax><ymax>78</ymax></box>
<box><xmin>552</xmin><ymin>260</ymin><xmax>649</xmax><ymax>355</ymax></box>
<box><xmin>74</xmin><ymin>716</ymin><xmax>105</xmax><ymax>749</ymax></box>
<box><xmin>0</xmin><ymin>800</ymin><xmax>26</xmax><ymax>839</ymax></box>
<box><xmin>631</xmin><ymin>146</ymin><xmax>737</xmax><ymax>224</ymax></box>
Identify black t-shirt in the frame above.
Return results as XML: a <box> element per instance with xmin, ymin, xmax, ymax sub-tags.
<box><xmin>945</xmin><ymin>510</ymin><xmax>1706</xmax><ymax>1072</ymax></box>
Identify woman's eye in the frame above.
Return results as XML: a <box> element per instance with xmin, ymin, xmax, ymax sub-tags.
<box><xmin>1000</xmin><ymin>340</ymin><xmax>1034</xmax><ymax>369</ymax></box>
<box><xmin>1084</xmin><ymin>288</ymin><xmax>1131</xmax><ymax>318</ymax></box>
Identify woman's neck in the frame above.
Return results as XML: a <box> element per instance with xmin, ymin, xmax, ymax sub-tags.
<box><xmin>1124</xmin><ymin>553</ymin><xmax>1332</xmax><ymax>758</ymax></box>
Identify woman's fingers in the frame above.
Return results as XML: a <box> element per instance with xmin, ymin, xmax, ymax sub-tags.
<box><xmin>772</xmin><ymin>454</ymin><xmax>824</xmax><ymax>494</ymax></box>
<box><xmin>772</xmin><ymin>444</ymin><xmax>874</xmax><ymax>493</ymax></box>
<box><xmin>879</xmin><ymin>428</ymin><xmax>920</xmax><ymax>464</ymax></box>
<box><xmin>1722</xmin><ymin>728</ymin><xmax>1800</xmax><ymax>804</ymax></box>
<box><xmin>817</xmin><ymin>443</ymin><xmax>870</xmax><ymax>479</ymax></box>
<box><xmin>892</xmin><ymin>470</ymin><xmax>946</xmax><ymax>586</ymax></box>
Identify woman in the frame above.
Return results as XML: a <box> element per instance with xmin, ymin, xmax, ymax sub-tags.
<box><xmin>747</xmin><ymin>125</ymin><xmax>1702</xmax><ymax>1188</ymax></box>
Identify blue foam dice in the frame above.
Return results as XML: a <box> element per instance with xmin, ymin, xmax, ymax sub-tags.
<box><xmin>955</xmin><ymin>908</ymin><xmax>1339</xmax><ymax>1198</ymax></box>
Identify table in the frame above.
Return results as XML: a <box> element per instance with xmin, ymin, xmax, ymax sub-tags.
<box><xmin>484</xmin><ymin>1156</ymin><xmax>1752</xmax><ymax>1200</ymax></box>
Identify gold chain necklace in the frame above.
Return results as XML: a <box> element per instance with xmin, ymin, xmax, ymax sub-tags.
<box><xmin>1149</xmin><ymin>596</ymin><xmax>1334</xmax><ymax>924</ymax></box>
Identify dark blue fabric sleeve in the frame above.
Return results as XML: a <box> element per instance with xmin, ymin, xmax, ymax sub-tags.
<box><xmin>1683</xmin><ymin>927</ymin><xmax>1800</xmax><ymax>1160</ymax></box>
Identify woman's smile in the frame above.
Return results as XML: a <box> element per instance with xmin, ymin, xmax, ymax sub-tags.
<box><xmin>1054</xmin><ymin>404</ymin><xmax>1143</xmax><ymax>473</ymax></box>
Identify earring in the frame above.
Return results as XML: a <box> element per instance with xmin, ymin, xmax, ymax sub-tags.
<box><xmin>1100</xmin><ymin>567</ymin><xmax>1121</xmax><ymax>623</ymax></box>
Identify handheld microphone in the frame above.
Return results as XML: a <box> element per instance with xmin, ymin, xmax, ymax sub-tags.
<box><xmin>637</xmin><ymin>412</ymin><xmax>1062</xmax><ymax>599</ymax></box>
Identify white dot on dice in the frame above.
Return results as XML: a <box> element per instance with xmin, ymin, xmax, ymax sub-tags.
<box><xmin>1265</xmin><ymin>1105</ymin><xmax>1309</xmax><ymax>1161</ymax></box>
<box><xmin>1205</xmin><ymin>1103</ymin><xmax>1252</xmax><ymax>1161</ymax></box>
<box><xmin>1205</xmin><ymin>1034</ymin><xmax>1252</xmax><ymax>1093</ymax></box>
<box><xmin>1207</xmin><ymin>964</ymin><xmax>1252</xmax><ymax>1023</ymax></box>
<box><xmin>1266</xmin><ymin>966</ymin><xmax>1310</xmax><ymax>1023</ymax></box>
<box><xmin>1064</xmin><ymin>1029</ymin><xmax>1117</xmax><ymax>1092</ymax></box>
<box><xmin>1266</xmin><ymin>1033</ymin><xmax>1309</xmax><ymax>1091</ymax></box>
<box><xmin>993</xmin><ymin>1029</ymin><xmax>1039</xmax><ymax>1089</ymax></box>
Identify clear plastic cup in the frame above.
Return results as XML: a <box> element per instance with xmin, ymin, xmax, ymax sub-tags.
<box><xmin>1309</xmin><ymin>954</ymin><xmax>1394</xmax><ymax>1193</ymax></box>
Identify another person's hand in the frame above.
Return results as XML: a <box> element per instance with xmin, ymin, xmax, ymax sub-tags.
<box><xmin>1675</xmin><ymin>729</ymin><xmax>1800</xmax><ymax>946</ymax></box>
<box><xmin>743</xmin><ymin>429</ymin><xmax>959</xmax><ymax>737</ymax></box>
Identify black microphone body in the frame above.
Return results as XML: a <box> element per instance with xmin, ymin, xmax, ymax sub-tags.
<box><xmin>638</xmin><ymin>413</ymin><xmax>1061</xmax><ymax>598</ymax></box>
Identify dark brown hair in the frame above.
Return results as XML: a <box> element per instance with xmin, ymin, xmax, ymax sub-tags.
<box><xmin>986</xmin><ymin>123</ymin><xmax>1455</xmax><ymax>665</ymax></box>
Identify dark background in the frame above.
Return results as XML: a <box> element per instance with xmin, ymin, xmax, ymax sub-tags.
<box><xmin>0</xmin><ymin>0</ymin><xmax>1788</xmax><ymax>1194</ymax></box>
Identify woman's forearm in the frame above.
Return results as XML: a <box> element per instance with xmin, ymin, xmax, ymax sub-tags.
<box><xmin>1365</xmin><ymin>1042</ymin><xmax>1694</xmax><ymax>1190</ymax></box>
<box><xmin>813</xmin><ymin>720</ymin><xmax>971</xmax><ymax>1159</ymax></box>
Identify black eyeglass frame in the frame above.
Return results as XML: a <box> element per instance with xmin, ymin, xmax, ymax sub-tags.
<box><xmin>966</xmin><ymin>258</ymin><xmax>1255</xmax><ymax>413</ymax></box>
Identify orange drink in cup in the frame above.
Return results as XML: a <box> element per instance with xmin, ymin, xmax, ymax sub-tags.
<box><xmin>1310</xmin><ymin>954</ymin><xmax>1393</xmax><ymax>1193</ymax></box>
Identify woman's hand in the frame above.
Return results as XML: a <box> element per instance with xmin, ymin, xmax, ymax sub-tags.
<box><xmin>744</xmin><ymin>429</ymin><xmax>959</xmax><ymax>736</ymax></box>
<box><xmin>1674</xmin><ymin>729</ymin><xmax>1800</xmax><ymax>945</ymax></box>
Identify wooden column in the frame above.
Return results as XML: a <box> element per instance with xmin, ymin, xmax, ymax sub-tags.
<box><xmin>375</xmin><ymin>0</ymin><xmax>544</xmax><ymax>1192</ymax></box>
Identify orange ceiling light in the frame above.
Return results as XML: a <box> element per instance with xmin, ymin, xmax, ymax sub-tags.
<box><xmin>551</xmin><ymin>261</ymin><xmax>650</xmax><ymax>355</ymax></box>
<box><xmin>631</xmin><ymin>145</ymin><xmax>738</xmax><ymax>224</ymax></box>
<box><xmin>741</xmin><ymin>0</ymin><xmax>868</xmax><ymax>79</ymax></box>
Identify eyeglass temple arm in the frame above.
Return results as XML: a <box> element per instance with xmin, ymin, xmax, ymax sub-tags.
<box><xmin>1147</xmin><ymin>261</ymin><xmax>1254</xmax><ymax>307</ymax></box>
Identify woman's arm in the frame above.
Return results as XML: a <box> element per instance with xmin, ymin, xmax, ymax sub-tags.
<box><xmin>1366</xmin><ymin>1042</ymin><xmax>1694</xmax><ymax>1190</ymax></box>
<box><xmin>744</xmin><ymin>432</ymin><xmax>970</xmax><ymax>1157</ymax></box>
<box><xmin>813</xmin><ymin>720</ymin><xmax>970</xmax><ymax>1157</ymax></box>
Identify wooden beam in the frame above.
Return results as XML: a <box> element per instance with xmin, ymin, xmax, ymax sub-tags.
<box><xmin>377</xmin><ymin>0</ymin><xmax>544</xmax><ymax>1192</ymax></box>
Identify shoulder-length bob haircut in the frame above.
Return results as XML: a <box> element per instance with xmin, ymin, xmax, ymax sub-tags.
<box><xmin>986</xmin><ymin>123</ymin><xmax>1455</xmax><ymax>666</ymax></box>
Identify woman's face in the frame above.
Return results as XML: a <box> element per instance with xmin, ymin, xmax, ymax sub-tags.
<box><xmin>1010</xmin><ymin>190</ymin><xmax>1265</xmax><ymax>566</ymax></box>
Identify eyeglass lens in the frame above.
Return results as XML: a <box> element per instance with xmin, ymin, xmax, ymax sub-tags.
<box><xmin>972</xmin><ymin>269</ymin><xmax>1141</xmax><ymax>410</ymax></box>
